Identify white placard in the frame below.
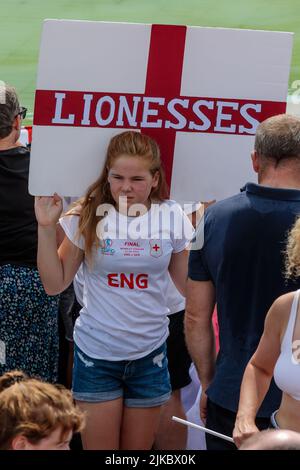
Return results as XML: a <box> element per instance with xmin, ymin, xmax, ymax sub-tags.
<box><xmin>29</xmin><ymin>20</ymin><xmax>293</xmax><ymax>201</ymax></box>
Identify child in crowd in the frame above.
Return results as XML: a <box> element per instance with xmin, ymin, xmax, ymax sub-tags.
<box><xmin>35</xmin><ymin>130</ymin><xmax>194</xmax><ymax>450</ymax></box>
<box><xmin>0</xmin><ymin>370</ymin><xmax>84</xmax><ymax>450</ymax></box>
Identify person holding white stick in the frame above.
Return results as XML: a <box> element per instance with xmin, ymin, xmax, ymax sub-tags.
<box><xmin>233</xmin><ymin>216</ymin><xmax>300</xmax><ymax>447</ymax></box>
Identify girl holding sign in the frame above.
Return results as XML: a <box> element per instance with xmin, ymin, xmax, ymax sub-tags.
<box><xmin>35</xmin><ymin>130</ymin><xmax>193</xmax><ymax>450</ymax></box>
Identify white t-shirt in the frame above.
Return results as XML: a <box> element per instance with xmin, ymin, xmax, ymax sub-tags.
<box><xmin>74</xmin><ymin>269</ymin><xmax>185</xmax><ymax>315</ymax></box>
<box><xmin>74</xmin><ymin>268</ymin><xmax>185</xmax><ymax>314</ymax></box>
<box><xmin>165</xmin><ymin>277</ymin><xmax>186</xmax><ymax>315</ymax></box>
<box><xmin>73</xmin><ymin>265</ymin><xmax>84</xmax><ymax>307</ymax></box>
<box><xmin>164</xmin><ymin>201</ymin><xmax>202</xmax><ymax>315</ymax></box>
<box><xmin>60</xmin><ymin>200</ymin><xmax>193</xmax><ymax>361</ymax></box>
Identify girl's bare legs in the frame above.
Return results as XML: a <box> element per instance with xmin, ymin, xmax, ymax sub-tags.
<box><xmin>120</xmin><ymin>406</ymin><xmax>162</xmax><ymax>450</ymax></box>
<box><xmin>76</xmin><ymin>398</ymin><xmax>123</xmax><ymax>450</ymax></box>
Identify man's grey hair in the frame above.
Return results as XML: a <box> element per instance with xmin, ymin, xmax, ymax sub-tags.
<box><xmin>255</xmin><ymin>114</ymin><xmax>300</xmax><ymax>165</ymax></box>
<box><xmin>0</xmin><ymin>83</ymin><xmax>20</xmax><ymax>139</ymax></box>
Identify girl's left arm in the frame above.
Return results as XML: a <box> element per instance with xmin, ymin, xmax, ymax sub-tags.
<box><xmin>168</xmin><ymin>249</ymin><xmax>189</xmax><ymax>296</ymax></box>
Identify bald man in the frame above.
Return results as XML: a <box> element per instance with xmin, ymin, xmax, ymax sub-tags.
<box><xmin>240</xmin><ymin>429</ymin><xmax>300</xmax><ymax>450</ymax></box>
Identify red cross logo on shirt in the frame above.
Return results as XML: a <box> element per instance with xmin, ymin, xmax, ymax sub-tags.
<box><xmin>150</xmin><ymin>240</ymin><xmax>162</xmax><ymax>258</ymax></box>
<box><xmin>33</xmin><ymin>25</ymin><xmax>285</xmax><ymax>189</ymax></box>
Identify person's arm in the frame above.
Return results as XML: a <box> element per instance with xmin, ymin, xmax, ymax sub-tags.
<box><xmin>168</xmin><ymin>201</ymin><xmax>195</xmax><ymax>296</ymax></box>
<box><xmin>233</xmin><ymin>295</ymin><xmax>290</xmax><ymax>448</ymax></box>
<box><xmin>35</xmin><ymin>195</ymin><xmax>84</xmax><ymax>295</ymax></box>
<box><xmin>56</xmin><ymin>223</ymin><xmax>65</xmax><ymax>248</ymax></box>
<box><xmin>168</xmin><ymin>249</ymin><xmax>189</xmax><ymax>296</ymax></box>
<box><xmin>184</xmin><ymin>278</ymin><xmax>216</xmax><ymax>422</ymax></box>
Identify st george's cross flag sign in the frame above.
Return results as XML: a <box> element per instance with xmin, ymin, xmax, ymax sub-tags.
<box><xmin>29</xmin><ymin>20</ymin><xmax>293</xmax><ymax>201</ymax></box>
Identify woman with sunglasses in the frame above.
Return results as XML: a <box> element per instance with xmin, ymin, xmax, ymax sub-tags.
<box><xmin>0</xmin><ymin>83</ymin><xmax>59</xmax><ymax>383</ymax></box>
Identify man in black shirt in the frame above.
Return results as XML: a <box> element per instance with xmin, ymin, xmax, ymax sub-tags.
<box><xmin>185</xmin><ymin>114</ymin><xmax>300</xmax><ymax>449</ymax></box>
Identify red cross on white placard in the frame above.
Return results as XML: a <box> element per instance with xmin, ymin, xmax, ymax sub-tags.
<box><xmin>33</xmin><ymin>25</ymin><xmax>286</xmax><ymax>189</ymax></box>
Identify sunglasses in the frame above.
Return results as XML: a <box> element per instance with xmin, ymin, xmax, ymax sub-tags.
<box><xmin>17</xmin><ymin>106</ymin><xmax>27</xmax><ymax>120</ymax></box>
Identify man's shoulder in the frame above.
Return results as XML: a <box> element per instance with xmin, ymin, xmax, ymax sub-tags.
<box><xmin>206</xmin><ymin>191</ymin><xmax>246</xmax><ymax>218</ymax></box>
<box><xmin>206</xmin><ymin>182</ymin><xmax>300</xmax><ymax>219</ymax></box>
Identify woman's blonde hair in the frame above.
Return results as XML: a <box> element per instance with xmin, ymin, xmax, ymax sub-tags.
<box><xmin>285</xmin><ymin>217</ymin><xmax>300</xmax><ymax>278</ymax></box>
<box><xmin>72</xmin><ymin>131</ymin><xmax>168</xmax><ymax>262</ymax></box>
<box><xmin>0</xmin><ymin>370</ymin><xmax>84</xmax><ymax>450</ymax></box>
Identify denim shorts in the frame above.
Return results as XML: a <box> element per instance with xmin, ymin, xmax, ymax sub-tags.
<box><xmin>72</xmin><ymin>342</ymin><xmax>171</xmax><ymax>407</ymax></box>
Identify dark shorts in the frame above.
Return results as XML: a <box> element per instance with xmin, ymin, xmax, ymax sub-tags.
<box><xmin>167</xmin><ymin>310</ymin><xmax>192</xmax><ymax>391</ymax></box>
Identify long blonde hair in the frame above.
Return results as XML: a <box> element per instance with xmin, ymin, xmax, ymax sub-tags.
<box><xmin>285</xmin><ymin>216</ymin><xmax>300</xmax><ymax>278</ymax></box>
<box><xmin>73</xmin><ymin>131</ymin><xmax>168</xmax><ymax>262</ymax></box>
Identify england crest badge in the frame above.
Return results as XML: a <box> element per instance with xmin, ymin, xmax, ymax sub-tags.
<box><xmin>149</xmin><ymin>240</ymin><xmax>162</xmax><ymax>258</ymax></box>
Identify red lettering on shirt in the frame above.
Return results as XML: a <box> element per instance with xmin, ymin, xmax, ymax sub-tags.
<box><xmin>107</xmin><ymin>273</ymin><xmax>148</xmax><ymax>289</ymax></box>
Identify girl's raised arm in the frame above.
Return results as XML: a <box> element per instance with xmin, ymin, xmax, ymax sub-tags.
<box><xmin>35</xmin><ymin>195</ymin><xmax>84</xmax><ymax>295</ymax></box>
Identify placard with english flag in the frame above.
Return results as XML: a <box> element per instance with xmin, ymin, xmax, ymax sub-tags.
<box><xmin>29</xmin><ymin>20</ymin><xmax>293</xmax><ymax>200</ymax></box>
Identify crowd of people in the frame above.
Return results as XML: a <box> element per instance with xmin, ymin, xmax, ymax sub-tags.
<box><xmin>1</xmin><ymin>82</ymin><xmax>300</xmax><ymax>451</ymax></box>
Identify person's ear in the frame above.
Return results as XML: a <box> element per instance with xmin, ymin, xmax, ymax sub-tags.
<box><xmin>13</xmin><ymin>114</ymin><xmax>21</xmax><ymax>131</ymax></box>
<box><xmin>151</xmin><ymin>171</ymin><xmax>159</xmax><ymax>188</ymax></box>
<box><xmin>251</xmin><ymin>150</ymin><xmax>260</xmax><ymax>173</ymax></box>
<box><xmin>11</xmin><ymin>434</ymin><xmax>31</xmax><ymax>450</ymax></box>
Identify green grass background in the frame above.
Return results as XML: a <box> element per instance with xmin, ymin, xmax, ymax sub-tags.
<box><xmin>1</xmin><ymin>0</ymin><xmax>299</xmax><ymax>125</ymax></box>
